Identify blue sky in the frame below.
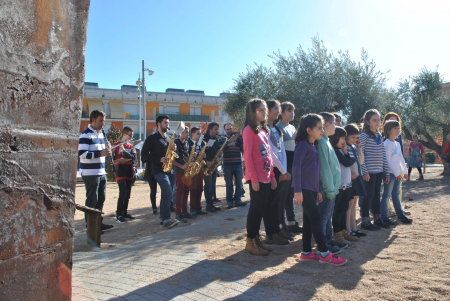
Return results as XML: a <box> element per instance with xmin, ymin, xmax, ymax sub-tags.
<box><xmin>85</xmin><ymin>0</ymin><xmax>450</xmax><ymax>96</ymax></box>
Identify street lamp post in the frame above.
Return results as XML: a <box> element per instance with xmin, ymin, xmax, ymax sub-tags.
<box><xmin>136</xmin><ymin>60</ymin><xmax>154</xmax><ymax>140</ymax></box>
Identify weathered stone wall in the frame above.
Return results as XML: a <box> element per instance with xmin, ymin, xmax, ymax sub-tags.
<box><xmin>0</xmin><ymin>1</ymin><xmax>90</xmax><ymax>300</ymax></box>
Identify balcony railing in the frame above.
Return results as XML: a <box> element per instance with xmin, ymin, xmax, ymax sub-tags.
<box><xmin>81</xmin><ymin>111</ymin><xmax>213</xmax><ymax>122</ymax></box>
<box><xmin>165</xmin><ymin>114</ymin><xmax>210</xmax><ymax>122</ymax></box>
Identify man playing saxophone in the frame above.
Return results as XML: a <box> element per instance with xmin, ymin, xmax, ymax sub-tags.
<box><xmin>188</xmin><ymin>127</ymin><xmax>208</xmax><ymax>217</ymax></box>
<box><xmin>203</xmin><ymin>122</ymin><xmax>223</xmax><ymax>213</ymax></box>
<box><xmin>141</xmin><ymin>115</ymin><xmax>178</xmax><ymax>229</ymax></box>
<box><xmin>173</xmin><ymin>126</ymin><xmax>196</xmax><ymax>223</ymax></box>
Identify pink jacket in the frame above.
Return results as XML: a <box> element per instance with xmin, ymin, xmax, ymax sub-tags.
<box><xmin>243</xmin><ymin>125</ymin><xmax>275</xmax><ymax>184</ymax></box>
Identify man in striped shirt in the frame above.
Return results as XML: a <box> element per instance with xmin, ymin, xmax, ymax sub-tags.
<box><xmin>78</xmin><ymin>110</ymin><xmax>114</xmax><ymax>231</ymax></box>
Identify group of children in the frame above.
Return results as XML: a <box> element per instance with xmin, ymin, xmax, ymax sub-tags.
<box><xmin>242</xmin><ymin>99</ymin><xmax>413</xmax><ymax>266</ymax></box>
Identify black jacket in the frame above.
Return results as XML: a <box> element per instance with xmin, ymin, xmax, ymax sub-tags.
<box><xmin>203</xmin><ymin>132</ymin><xmax>223</xmax><ymax>162</ymax></box>
<box><xmin>141</xmin><ymin>131</ymin><xmax>171</xmax><ymax>175</ymax></box>
<box><xmin>174</xmin><ymin>138</ymin><xmax>190</xmax><ymax>174</ymax></box>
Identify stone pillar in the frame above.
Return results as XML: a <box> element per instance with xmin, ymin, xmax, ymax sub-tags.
<box><xmin>0</xmin><ymin>0</ymin><xmax>90</xmax><ymax>300</ymax></box>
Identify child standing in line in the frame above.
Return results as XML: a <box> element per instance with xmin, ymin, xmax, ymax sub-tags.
<box><xmin>265</xmin><ymin>99</ymin><xmax>292</xmax><ymax>245</ymax></box>
<box><xmin>344</xmin><ymin>124</ymin><xmax>367</xmax><ymax>238</ymax></box>
<box><xmin>243</xmin><ymin>99</ymin><xmax>277</xmax><ymax>256</ymax></box>
<box><xmin>359</xmin><ymin>109</ymin><xmax>391</xmax><ymax>230</ymax></box>
<box><xmin>317</xmin><ymin>112</ymin><xmax>347</xmax><ymax>254</ymax></box>
<box><xmin>380</xmin><ymin>120</ymin><xmax>413</xmax><ymax>224</ymax></box>
<box><xmin>276</xmin><ymin>102</ymin><xmax>303</xmax><ymax>235</ymax></box>
<box><xmin>293</xmin><ymin>114</ymin><xmax>347</xmax><ymax>266</ymax></box>
<box><xmin>329</xmin><ymin>127</ymin><xmax>358</xmax><ymax>244</ymax></box>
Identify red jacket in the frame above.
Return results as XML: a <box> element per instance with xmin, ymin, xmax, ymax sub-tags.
<box><xmin>112</xmin><ymin>141</ymin><xmax>136</xmax><ymax>180</ymax></box>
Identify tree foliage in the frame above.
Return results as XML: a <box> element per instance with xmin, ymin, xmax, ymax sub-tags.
<box><xmin>105</xmin><ymin>124</ymin><xmax>122</xmax><ymax>182</ymax></box>
<box><xmin>224</xmin><ymin>36</ymin><xmax>390</xmax><ymax>128</ymax></box>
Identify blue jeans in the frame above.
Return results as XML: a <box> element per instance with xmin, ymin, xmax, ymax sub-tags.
<box><xmin>204</xmin><ymin>170</ymin><xmax>217</xmax><ymax>205</ymax></box>
<box><xmin>317</xmin><ymin>195</ymin><xmax>335</xmax><ymax>244</ymax></box>
<box><xmin>381</xmin><ymin>173</ymin><xmax>404</xmax><ymax>218</ymax></box>
<box><xmin>154</xmin><ymin>172</ymin><xmax>176</xmax><ymax>223</ymax></box>
<box><xmin>82</xmin><ymin>175</ymin><xmax>107</xmax><ymax>222</ymax></box>
<box><xmin>223</xmin><ymin>164</ymin><xmax>243</xmax><ymax>205</ymax></box>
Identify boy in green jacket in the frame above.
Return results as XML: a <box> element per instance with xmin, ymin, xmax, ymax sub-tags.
<box><xmin>317</xmin><ymin>112</ymin><xmax>346</xmax><ymax>254</ymax></box>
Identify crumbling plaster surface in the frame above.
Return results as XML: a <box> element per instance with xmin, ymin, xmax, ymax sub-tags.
<box><xmin>0</xmin><ymin>0</ymin><xmax>90</xmax><ymax>300</ymax></box>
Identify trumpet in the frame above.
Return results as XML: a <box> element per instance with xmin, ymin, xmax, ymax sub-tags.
<box><xmin>162</xmin><ymin>129</ymin><xmax>178</xmax><ymax>173</ymax></box>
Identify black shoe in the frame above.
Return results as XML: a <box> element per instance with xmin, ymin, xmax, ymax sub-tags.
<box><xmin>361</xmin><ymin>221</ymin><xmax>380</xmax><ymax>231</ymax></box>
<box><xmin>354</xmin><ymin>229</ymin><xmax>367</xmax><ymax>237</ymax></box>
<box><xmin>227</xmin><ymin>203</ymin><xmax>234</xmax><ymax>209</ymax></box>
<box><xmin>116</xmin><ymin>216</ymin><xmax>126</xmax><ymax>223</ymax></box>
<box><xmin>398</xmin><ymin>214</ymin><xmax>413</xmax><ymax>224</ymax></box>
<box><xmin>281</xmin><ymin>224</ymin><xmax>295</xmax><ymax>238</ymax></box>
<box><xmin>286</xmin><ymin>222</ymin><xmax>303</xmax><ymax>234</ymax></box>
<box><xmin>328</xmin><ymin>239</ymin><xmax>348</xmax><ymax>249</ymax></box>
<box><xmin>213</xmin><ymin>198</ymin><xmax>222</xmax><ymax>203</ymax></box>
<box><xmin>326</xmin><ymin>244</ymin><xmax>342</xmax><ymax>255</ymax></box>
<box><xmin>183</xmin><ymin>213</ymin><xmax>196</xmax><ymax>219</ymax></box>
<box><xmin>124</xmin><ymin>214</ymin><xmax>136</xmax><ymax>220</ymax></box>
<box><xmin>101</xmin><ymin>223</ymin><xmax>114</xmax><ymax>230</ymax></box>
<box><xmin>382</xmin><ymin>217</ymin><xmax>396</xmax><ymax>226</ymax></box>
<box><xmin>153</xmin><ymin>209</ymin><xmax>158</xmax><ymax>215</ymax></box>
<box><xmin>234</xmin><ymin>201</ymin><xmax>248</xmax><ymax>207</ymax></box>
<box><xmin>196</xmin><ymin>210</ymin><xmax>209</xmax><ymax>215</ymax></box>
<box><xmin>170</xmin><ymin>206</ymin><xmax>176</xmax><ymax>212</ymax></box>
<box><xmin>374</xmin><ymin>219</ymin><xmax>390</xmax><ymax>228</ymax></box>
<box><xmin>206</xmin><ymin>204</ymin><xmax>219</xmax><ymax>212</ymax></box>
<box><xmin>176</xmin><ymin>215</ymin><xmax>187</xmax><ymax>223</ymax></box>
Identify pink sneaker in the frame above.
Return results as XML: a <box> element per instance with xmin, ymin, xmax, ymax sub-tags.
<box><xmin>319</xmin><ymin>253</ymin><xmax>347</xmax><ymax>266</ymax></box>
<box><xmin>300</xmin><ymin>252</ymin><xmax>320</xmax><ymax>261</ymax></box>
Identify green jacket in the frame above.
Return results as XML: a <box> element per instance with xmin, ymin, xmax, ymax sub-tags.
<box><xmin>317</xmin><ymin>135</ymin><xmax>341</xmax><ymax>200</ymax></box>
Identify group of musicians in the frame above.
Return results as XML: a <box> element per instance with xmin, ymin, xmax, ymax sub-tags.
<box><xmin>78</xmin><ymin>110</ymin><xmax>247</xmax><ymax>231</ymax></box>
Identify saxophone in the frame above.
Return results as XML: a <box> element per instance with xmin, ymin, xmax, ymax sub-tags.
<box><xmin>189</xmin><ymin>141</ymin><xmax>207</xmax><ymax>177</ymax></box>
<box><xmin>184</xmin><ymin>140</ymin><xmax>197</xmax><ymax>178</ymax></box>
<box><xmin>162</xmin><ymin>129</ymin><xmax>179</xmax><ymax>173</ymax></box>
<box><xmin>204</xmin><ymin>137</ymin><xmax>228</xmax><ymax>177</ymax></box>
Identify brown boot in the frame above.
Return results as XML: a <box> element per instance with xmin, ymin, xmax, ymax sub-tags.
<box><xmin>265</xmin><ymin>233</ymin><xmax>290</xmax><ymax>245</ymax></box>
<box><xmin>255</xmin><ymin>235</ymin><xmax>272</xmax><ymax>252</ymax></box>
<box><xmin>245</xmin><ymin>238</ymin><xmax>269</xmax><ymax>256</ymax></box>
<box><xmin>333</xmin><ymin>231</ymin><xmax>351</xmax><ymax>245</ymax></box>
<box><xmin>342</xmin><ymin>229</ymin><xmax>358</xmax><ymax>242</ymax></box>
<box><xmin>277</xmin><ymin>230</ymin><xmax>294</xmax><ymax>241</ymax></box>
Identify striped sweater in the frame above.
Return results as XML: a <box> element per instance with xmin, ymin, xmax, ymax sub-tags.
<box><xmin>78</xmin><ymin>125</ymin><xmax>106</xmax><ymax>176</ymax></box>
<box><xmin>359</xmin><ymin>132</ymin><xmax>389</xmax><ymax>176</ymax></box>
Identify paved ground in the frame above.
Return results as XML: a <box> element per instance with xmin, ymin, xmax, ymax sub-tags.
<box><xmin>72</xmin><ymin>205</ymin><xmax>280</xmax><ymax>301</ymax></box>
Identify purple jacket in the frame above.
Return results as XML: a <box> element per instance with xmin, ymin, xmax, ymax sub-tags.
<box><xmin>292</xmin><ymin>140</ymin><xmax>320</xmax><ymax>193</ymax></box>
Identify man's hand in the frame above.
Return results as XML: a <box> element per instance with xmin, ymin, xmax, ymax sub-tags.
<box><xmin>385</xmin><ymin>176</ymin><xmax>390</xmax><ymax>184</ymax></box>
<box><xmin>363</xmin><ymin>174</ymin><xmax>370</xmax><ymax>182</ymax></box>
<box><xmin>252</xmin><ymin>182</ymin><xmax>260</xmax><ymax>192</ymax></box>
<box><xmin>171</xmin><ymin>143</ymin><xmax>176</xmax><ymax>151</ymax></box>
<box><xmin>271</xmin><ymin>179</ymin><xmax>277</xmax><ymax>190</ymax></box>
<box><xmin>106</xmin><ymin>141</ymin><xmax>111</xmax><ymax>148</ymax></box>
<box><xmin>100</xmin><ymin>149</ymin><xmax>111</xmax><ymax>157</ymax></box>
<box><xmin>403</xmin><ymin>174</ymin><xmax>409</xmax><ymax>181</ymax></box>
<box><xmin>396</xmin><ymin>175</ymin><xmax>402</xmax><ymax>181</ymax></box>
<box><xmin>294</xmin><ymin>192</ymin><xmax>303</xmax><ymax>205</ymax></box>
<box><xmin>203</xmin><ymin>153</ymin><xmax>206</xmax><ymax>158</ymax></box>
<box><xmin>317</xmin><ymin>192</ymin><xmax>323</xmax><ymax>203</ymax></box>
<box><xmin>180</xmin><ymin>163</ymin><xmax>188</xmax><ymax>170</ymax></box>
<box><xmin>193</xmin><ymin>152</ymin><xmax>198</xmax><ymax>158</ymax></box>
<box><xmin>206</xmin><ymin>161</ymin><xmax>211</xmax><ymax>167</ymax></box>
<box><xmin>351</xmin><ymin>173</ymin><xmax>358</xmax><ymax>180</ymax></box>
<box><xmin>161</xmin><ymin>157</ymin><xmax>169</xmax><ymax>164</ymax></box>
<box><xmin>120</xmin><ymin>144</ymin><xmax>125</xmax><ymax>152</ymax></box>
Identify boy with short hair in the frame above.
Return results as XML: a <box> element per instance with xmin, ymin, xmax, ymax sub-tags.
<box><xmin>317</xmin><ymin>112</ymin><xmax>346</xmax><ymax>254</ymax></box>
<box><xmin>113</xmin><ymin>126</ymin><xmax>137</xmax><ymax>223</ymax></box>
<box><xmin>188</xmin><ymin>127</ymin><xmax>208</xmax><ymax>217</ymax></box>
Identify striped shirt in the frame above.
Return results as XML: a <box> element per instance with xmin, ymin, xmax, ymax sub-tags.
<box><xmin>78</xmin><ymin>125</ymin><xmax>106</xmax><ymax>176</ymax></box>
<box><xmin>359</xmin><ymin>132</ymin><xmax>389</xmax><ymax>176</ymax></box>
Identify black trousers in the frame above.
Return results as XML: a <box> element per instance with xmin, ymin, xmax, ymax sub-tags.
<box><xmin>332</xmin><ymin>188</ymin><xmax>352</xmax><ymax>232</ymax></box>
<box><xmin>279</xmin><ymin>151</ymin><xmax>296</xmax><ymax>224</ymax></box>
<box><xmin>361</xmin><ymin>173</ymin><xmax>383</xmax><ymax>218</ymax></box>
<box><xmin>247</xmin><ymin>181</ymin><xmax>271</xmax><ymax>239</ymax></box>
<box><xmin>408</xmin><ymin>167</ymin><xmax>422</xmax><ymax>174</ymax></box>
<box><xmin>116</xmin><ymin>179</ymin><xmax>133</xmax><ymax>217</ymax></box>
<box><xmin>302</xmin><ymin>189</ymin><xmax>328</xmax><ymax>253</ymax></box>
<box><xmin>148</xmin><ymin>173</ymin><xmax>158</xmax><ymax>209</ymax></box>
<box><xmin>265</xmin><ymin>169</ymin><xmax>287</xmax><ymax>235</ymax></box>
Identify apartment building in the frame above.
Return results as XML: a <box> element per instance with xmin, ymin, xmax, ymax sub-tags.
<box><xmin>80</xmin><ymin>82</ymin><xmax>230</xmax><ymax>139</ymax></box>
